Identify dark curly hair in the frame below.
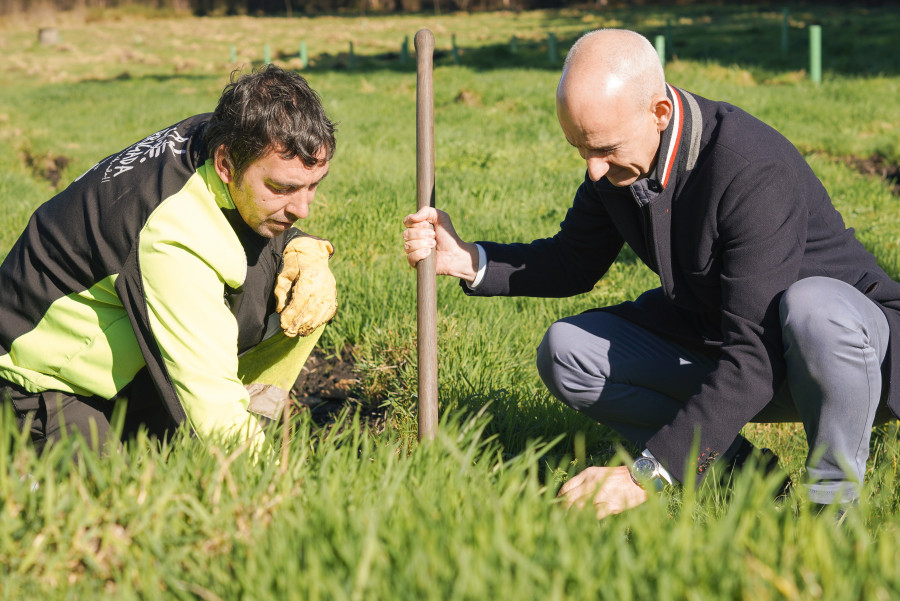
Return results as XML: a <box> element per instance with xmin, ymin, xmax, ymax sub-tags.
<box><xmin>204</xmin><ymin>65</ymin><xmax>336</xmax><ymax>182</ymax></box>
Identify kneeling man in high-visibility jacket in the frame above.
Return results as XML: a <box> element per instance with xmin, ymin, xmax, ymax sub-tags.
<box><xmin>0</xmin><ymin>65</ymin><xmax>337</xmax><ymax>455</ymax></box>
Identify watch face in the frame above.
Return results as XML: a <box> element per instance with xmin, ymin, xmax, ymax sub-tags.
<box><xmin>632</xmin><ymin>457</ymin><xmax>658</xmax><ymax>481</ymax></box>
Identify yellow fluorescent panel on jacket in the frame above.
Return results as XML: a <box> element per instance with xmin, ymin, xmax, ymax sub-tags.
<box><xmin>0</xmin><ymin>275</ymin><xmax>143</xmax><ymax>397</ymax></box>
<box><xmin>139</xmin><ymin>162</ymin><xmax>262</xmax><ymax>444</ymax></box>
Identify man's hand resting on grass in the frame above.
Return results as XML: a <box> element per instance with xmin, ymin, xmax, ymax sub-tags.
<box><xmin>557</xmin><ymin>466</ymin><xmax>649</xmax><ymax>520</ymax></box>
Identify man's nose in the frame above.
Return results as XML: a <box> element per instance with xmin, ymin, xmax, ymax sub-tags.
<box><xmin>586</xmin><ymin>157</ymin><xmax>610</xmax><ymax>182</ymax></box>
<box><xmin>285</xmin><ymin>192</ymin><xmax>310</xmax><ymax>221</ymax></box>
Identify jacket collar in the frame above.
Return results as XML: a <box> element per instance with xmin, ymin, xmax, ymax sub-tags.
<box><xmin>649</xmin><ymin>84</ymin><xmax>704</xmax><ymax>190</ymax></box>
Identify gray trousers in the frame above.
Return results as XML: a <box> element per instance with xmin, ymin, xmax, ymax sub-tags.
<box><xmin>536</xmin><ymin>276</ymin><xmax>893</xmax><ymax>504</ymax></box>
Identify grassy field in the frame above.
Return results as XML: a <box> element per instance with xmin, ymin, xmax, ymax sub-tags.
<box><xmin>3</xmin><ymin>4</ymin><xmax>900</xmax><ymax>598</ymax></box>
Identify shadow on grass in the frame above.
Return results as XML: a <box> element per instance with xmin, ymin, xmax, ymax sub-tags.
<box><xmin>71</xmin><ymin>3</ymin><xmax>900</xmax><ymax>88</ymax></box>
<box><xmin>303</xmin><ymin>3</ymin><xmax>900</xmax><ymax>77</ymax></box>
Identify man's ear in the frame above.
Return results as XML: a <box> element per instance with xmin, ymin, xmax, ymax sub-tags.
<box><xmin>213</xmin><ymin>146</ymin><xmax>234</xmax><ymax>184</ymax></box>
<box><xmin>653</xmin><ymin>96</ymin><xmax>674</xmax><ymax>132</ymax></box>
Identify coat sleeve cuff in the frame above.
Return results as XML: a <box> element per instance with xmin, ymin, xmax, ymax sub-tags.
<box><xmin>642</xmin><ymin>449</ymin><xmax>675</xmax><ymax>485</ymax></box>
<box><xmin>462</xmin><ymin>243</ymin><xmax>487</xmax><ymax>291</ymax></box>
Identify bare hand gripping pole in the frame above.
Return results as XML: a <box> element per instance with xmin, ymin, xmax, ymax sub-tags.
<box><xmin>415</xmin><ymin>29</ymin><xmax>438</xmax><ymax>442</ymax></box>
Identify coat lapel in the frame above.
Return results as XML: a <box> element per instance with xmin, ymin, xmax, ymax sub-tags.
<box><xmin>646</xmin><ymin>85</ymin><xmax>704</xmax><ymax>299</ymax></box>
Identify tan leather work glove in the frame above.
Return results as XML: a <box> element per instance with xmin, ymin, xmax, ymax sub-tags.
<box><xmin>274</xmin><ymin>236</ymin><xmax>337</xmax><ymax>337</ymax></box>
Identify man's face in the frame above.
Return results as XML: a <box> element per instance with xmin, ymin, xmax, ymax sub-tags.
<box><xmin>557</xmin><ymin>94</ymin><xmax>667</xmax><ymax>188</ymax></box>
<box><xmin>214</xmin><ymin>146</ymin><xmax>330</xmax><ymax>238</ymax></box>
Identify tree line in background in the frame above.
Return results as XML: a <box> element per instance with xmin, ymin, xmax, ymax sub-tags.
<box><xmin>2</xmin><ymin>0</ymin><xmax>535</xmax><ymax>16</ymax></box>
<box><xmin>4</xmin><ymin>0</ymin><xmax>900</xmax><ymax>19</ymax></box>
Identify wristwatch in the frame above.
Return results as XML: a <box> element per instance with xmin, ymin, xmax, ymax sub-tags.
<box><xmin>629</xmin><ymin>456</ymin><xmax>665</xmax><ymax>491</ymax></box>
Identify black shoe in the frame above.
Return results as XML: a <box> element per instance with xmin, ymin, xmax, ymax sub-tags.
<box><xmin>727</xmin><ymin>439</ymin><xmax>792</xmax><ymax>502</ymax></box>
<box><xmin>810</xmin><ymin>500</ymin><xmax>857</xmax><ymax>525</ymax></box>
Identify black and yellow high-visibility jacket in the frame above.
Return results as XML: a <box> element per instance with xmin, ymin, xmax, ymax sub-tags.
<box><xmin>0</xmin><ymin>114</ymin><xmax>299</xmax><ymax>446</ymax></box>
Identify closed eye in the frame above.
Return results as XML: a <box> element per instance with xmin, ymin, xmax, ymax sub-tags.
<box><xmin>588</xmin><ymin>145</ymin><xmax>619</xmax><ymax>156</ymax></box>
<box><xmin>567</xmin><ymin>138</ymin><xmax>619</xmax><ymax>157</ymax></box>
<box><xmin>267</xmin><ymin>182</ymin><xmax>300</xmax><ymax>194</ymax></box>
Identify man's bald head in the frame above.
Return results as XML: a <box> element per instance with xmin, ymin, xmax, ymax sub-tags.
<box><xmin>555</xmin><ymin>29</ymin><xmax>673</xmax><ymax>186</ymax></box>
<box><xmin>558</xmin><ymin>29</ymin><xmax>666</xmax><ymax>116</ymax></box>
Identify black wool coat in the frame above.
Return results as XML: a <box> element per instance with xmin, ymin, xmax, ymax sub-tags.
<box><xmin>466</xmin><ymin>85</ymin><xmax>900</xmax><ymax>480</ymax></box>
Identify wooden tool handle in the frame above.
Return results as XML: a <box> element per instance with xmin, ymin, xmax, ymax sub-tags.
<box><xmin>415</xmin><ymin>28</ymin><xmax>438</xmax><ymax>442</ymax></box>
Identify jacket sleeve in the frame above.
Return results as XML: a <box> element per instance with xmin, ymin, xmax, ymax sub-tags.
<box><xmin>464</xmin><ymin>176</ymin><xmax>625</xmax><ymax>298</ymax></box>
<box><xmin>119</xmin><ymin>175</ymin><xmax>266</xmax><ymax>450</ymax></box>
<box><xmin>645</xmin><ymin>157</ymin><xmax>806</xmax><ymax>483</ymax></box>
<box><xmin>138</xmin><ymin>236</ymin><xmax>265</xmax><ymax>447</ymax></box>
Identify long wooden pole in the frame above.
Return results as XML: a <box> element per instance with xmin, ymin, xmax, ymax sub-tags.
<box><xmin>415</xmin><ymin>29</ymin><xmax>438</xmax><ymax>441</ymax></box>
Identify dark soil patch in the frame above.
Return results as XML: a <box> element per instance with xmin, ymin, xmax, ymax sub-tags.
<box><xmin>454</xmin><ymin>87</ymin><xmax>482</xmax><ymax>106</ymax></box>
<box><xmin>21</xmin><ymin>147</ymin><xmax>71</xmax><ymax>188</ymax></box>
<box><xmin>846</xmin><ymin>153</ymin><xmax>900</xmax><ymax>195</ymax></box>
<box><xmin>290</xmin><ymin>346</ymin><xmax>385</xmax><ymax>432</ymax></box>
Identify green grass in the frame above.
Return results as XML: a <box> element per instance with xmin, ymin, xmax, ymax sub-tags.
<box><xmin>5</xmin><ymin>410</ymin><xmax>900</xmax><ymax>599</ymax></box>
<box><xmin>3</xmin><ymin>4</ymin><xmax>900</xmax><ymax>598</ymax></box>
